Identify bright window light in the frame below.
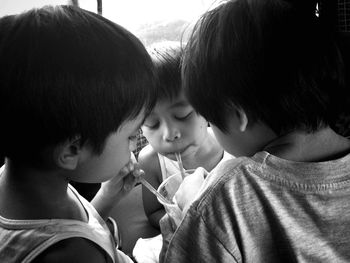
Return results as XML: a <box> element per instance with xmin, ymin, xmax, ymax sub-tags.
<box><xmin>0</xmin><ymin>0</ymin><xmax>217</xmax><ymax>46</ymax></box>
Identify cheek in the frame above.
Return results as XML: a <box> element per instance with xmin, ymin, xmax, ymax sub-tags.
<box><xmin>190</xmin><ymin>119</ymin><xmax>208</xmax><ymax>138</ymax></box>
<box><xmin>107</xmin><ymin>139</ymin><xmax>130</xmax><ymax>167</ymax></box>
<box><xmin>110</xmin><ymin>147</ymin><xmax>130</xmax><ymax>176</ymax></box>
<box><xmin>211</xmin><ymin>127</ymin><xmax>227</xmax><ymax>146</ymax></box>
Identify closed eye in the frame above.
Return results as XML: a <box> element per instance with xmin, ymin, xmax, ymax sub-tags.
<box><xmin>175</xmin><ymin>111</ymin><xmax>193</xmax><ymax>121</ymax></box>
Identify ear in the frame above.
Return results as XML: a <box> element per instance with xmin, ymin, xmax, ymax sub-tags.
<box><xmin>53</xmin><ymin>137</ymin><xmax>82</xmax><ymax>170</ymax></box>
<box><xmin>235</xmin><ymin>108</ymin><xmax>248</xmax><ymax>132</ymax></box>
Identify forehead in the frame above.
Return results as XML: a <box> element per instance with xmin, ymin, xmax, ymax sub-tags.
<box><xmin>154</xmin><ymin>93</ymin><xmax>190</xmax><ymax>112</ymax></box>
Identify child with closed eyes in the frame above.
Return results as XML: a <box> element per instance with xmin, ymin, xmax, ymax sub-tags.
<box><xmin>138</xmin><ymin>42</ymin><xmax>233</xmax><ymax>230</ymax></box>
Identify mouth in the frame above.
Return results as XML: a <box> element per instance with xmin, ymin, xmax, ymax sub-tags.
<box><xmin>161</xmin><ymin>145</ymin><xmax>191</xmax><ymax>158</ymax></box>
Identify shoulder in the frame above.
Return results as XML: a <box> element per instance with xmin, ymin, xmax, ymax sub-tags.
<box><xmin>138</xmin><ymin>144</ymin><xmax>161</xmax><ymax>180</ymax></box>
<box><xmin>195</xmin><ymin>156</ymin><xmax>256</xmax><ymax>208</ymax></box>
<box><xmin>32</xmin><ymin>237</ymin><xmax>109</xmax><ymax>263</ymax></box>
<box><xmin>162</xmin><ymin>207</ymin><xmax>238</xmax><ymax>262</ymax></box>
<box><xmin>138</xmin><ymin>144</ymin><xmax>157</xmax><ymax>162</ymax></box>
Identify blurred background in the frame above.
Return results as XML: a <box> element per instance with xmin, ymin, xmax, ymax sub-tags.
<box><xmin>0</xmin><ymin>0</ymin><xmax>217</xmax><ymax>46</ymax></box>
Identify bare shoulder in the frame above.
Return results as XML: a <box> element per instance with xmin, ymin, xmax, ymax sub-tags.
<box><xmin>138</xmin><ymin>145</ymin><xmax>160</xmax><ymax>176</ymax></box>
<box><xmin>32</xmin><ymin>237</ymin><xmax>108</xmax><ymax>263</ymax></box>
<box><xmin>138</xmin><ymin>145</ymin><xmax>162</xmax><ymax>185</ymax></box>
<box><xmin>138</xmin><ymin>144</ymin><xmax>157</xmax><ymax>163</ymax></box>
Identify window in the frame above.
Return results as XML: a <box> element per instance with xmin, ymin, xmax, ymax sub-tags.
<box><xmin>0</xmin><ymin>0</ymin><xmax>217</xmax><ymax>46</ymax></box>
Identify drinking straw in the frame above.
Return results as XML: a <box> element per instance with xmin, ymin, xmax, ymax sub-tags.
<box><xmin>175</xmin><ymin>152</ymin><xmax>186</xmax><ymax>180</ymax></box>
<box><xmin>139</xmin><ymin>176</ymin><xmax>173</xmax><ymax>205</ymax></box>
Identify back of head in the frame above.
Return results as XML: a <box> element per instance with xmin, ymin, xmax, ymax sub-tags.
<box><xmin>148</xmin><ymin>41</ymin><xmax>184</xmax><ymax>102</ymax></box>
<box><xmin>0</xmin><ymin>5</ymin><xmax>156</xmax><ymax>167</ymax></box>
<box><xmin>183</xmin><ymin>0</ymin><xmax>345</xmax><ymax>135</ymax></box>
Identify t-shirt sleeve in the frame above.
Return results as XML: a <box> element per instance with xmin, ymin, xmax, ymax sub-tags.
<box><xmin>159</xmin><ymin>207</ymin><xmax>239</xmax><ymax>263</ymax></box>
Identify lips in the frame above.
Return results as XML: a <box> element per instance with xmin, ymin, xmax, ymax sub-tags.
<box><xmin>161</xmin><ymin>144</ymin><xmax>191</xmax><ymax>158</ymax></box>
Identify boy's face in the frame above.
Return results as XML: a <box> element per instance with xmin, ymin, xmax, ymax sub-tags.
<box><xmin>141</xmin><ymin>92</ymin><xmax>208</xmax><ymax>161</ymax></box>
<box><xmin>72</xmin><ymin>111</ymin><xmax>145</xmax><ymax>183</ymax></box>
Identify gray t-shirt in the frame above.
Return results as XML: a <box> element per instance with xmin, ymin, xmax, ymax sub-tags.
<box><xmin>160</xmin><ymin>151</ymin><xmax>350</xmax><ymax>263</ymax></box>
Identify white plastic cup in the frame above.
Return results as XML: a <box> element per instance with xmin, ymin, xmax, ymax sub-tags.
<box><xmin>157</xmin><ymin>169</ymin><xmax>195</xmax><ymax>228</ymax></box>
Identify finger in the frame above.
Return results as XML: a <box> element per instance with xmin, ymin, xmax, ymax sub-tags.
<box><xmin>133</xmin><ymin>169</ymin><xmax>144</xmax><ymax>178</ymax></box>
<box><xmin>119</xmin><ymin>166</ymin><xmax>131</xmax><ymax>178</ymax></box>
<box><xmin>131</xmin><ymin>152</ymin><xmax>137</xmax><ymax>163</ymax></box>
<box><xmin>123</xmin><ymin>172</ymin><xmax>138</xmax><ymax>191</ymax></box>
<box><xmin>119</xmin><ymin>157</ymin><xmax>136</xmax><ymax>177</ymax></box>
<box><xmin>132</xmin><ymin>169</ymin><xmax>144</xmax><ymax>185</ymax></box>
<box><xmin>128</xmin><ymin>160</ymin><xmax>134</xmax><ymax>171</ymax></box>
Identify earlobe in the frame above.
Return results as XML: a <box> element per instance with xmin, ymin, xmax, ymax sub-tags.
<box><xmin>54</xmin><ymin>138</ymin><xmax>82</xmax><ymax>170</ymax></box>
<box><xmin>237</xmin><ymin>109</ymin><xmax>248</xmax><ymax>132</ymax></box>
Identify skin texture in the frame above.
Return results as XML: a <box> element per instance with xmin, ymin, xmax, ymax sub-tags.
<box><xmin>174</xmin><ymin>111</ymin><xmax>350</xmax><ymax>214</ymax></box>
<box><xmin>0</xmin><ymin>112</ymin><xmax>145</xmax><ymax>263</ymax></box>
<box><xmin>139</xmin><ymin>92</ymin><xmax>224</xmax><ymax>228</ymax></box>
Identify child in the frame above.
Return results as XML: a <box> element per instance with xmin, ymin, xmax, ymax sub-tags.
<box><xmin>138</xmin><ymin>42</ymin><xmax>232</xmax><ymax>229</ymax></box>
<box><xmin>159</xmin><ymin>0</ymin><xmax>350</xmax><ymax>262</ymax></box>
<box><xmin>0</xmin><ymin>5</ymin><xmax>156</xmax><ymax>263</ymax></box>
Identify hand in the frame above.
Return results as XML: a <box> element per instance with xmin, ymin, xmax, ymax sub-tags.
<box><xmin>174</xmin><ymin>167</ymin><xmax>207</xmax><ymax>213</ymax></box>
<box><xmin>99</xmin><ymin>156</ymin><xmax>144</xmax><ymax>201</ymax></box>
<box><xmin>91</xmin><ymin>153</ymin><xmax>144</xmax><ymax>220</ymax></box>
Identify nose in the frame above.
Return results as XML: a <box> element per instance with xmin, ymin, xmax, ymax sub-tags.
<box><xmin>162</xmin><ymin>123</ymin><xmax>181</xmax><ymax>142</ymax></box>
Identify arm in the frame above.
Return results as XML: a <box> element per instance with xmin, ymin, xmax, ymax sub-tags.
<box><xmin>138</xmin><ymin>145</ymin><xmax>165</xmax><ymax>229</ymax></box>
<box><xmin>32</xmin><ymin>238</ymin><xmax>111</xmax><ymax>263</ymax></box>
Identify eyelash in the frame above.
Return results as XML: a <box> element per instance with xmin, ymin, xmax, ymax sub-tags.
<box><xmin>145</xmin><ymin>111</ymin><xmax>193</xmax><ymax>130</ymax></box>
<box><xmin>175</xmin><ymin>111</ymin><xmax>193</xmax><ymax>121</ymax></box>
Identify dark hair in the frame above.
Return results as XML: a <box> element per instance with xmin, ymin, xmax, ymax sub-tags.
<box><xmin>0</xmin><ymin>5</ymin><xmax>156</xmax><ymax>166</ymax></box>
<box><xmin>148</xmin><ymin>41</ymin><xmax>183</xmax><ymax>101</ymax></box>
<box><xmin>183</xmin><ymin>0</ymin><xmax>345</xmax><ymax>134</ymax></box>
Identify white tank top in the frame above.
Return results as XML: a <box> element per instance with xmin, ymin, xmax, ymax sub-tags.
<box><xmin>0</xmin><ymin>184</ymin><xmax>132</xmax><ymax>263</ymax></box>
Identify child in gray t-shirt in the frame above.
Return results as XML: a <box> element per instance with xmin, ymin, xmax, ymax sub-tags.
<box><xmin>159</xmin><ymin>0</ymin><xmax>350</xmax><ymax>262</ymax></box>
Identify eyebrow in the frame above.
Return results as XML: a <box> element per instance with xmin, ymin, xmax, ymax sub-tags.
<box><xmin>142</xmin><ymin>100</ymin><xmax>191</xmax><ymax>122</ymax></box>
<box><xmin>169</xmin><ymin>100</ymin><xmax>190</xmax><ymax>109</ymax></box>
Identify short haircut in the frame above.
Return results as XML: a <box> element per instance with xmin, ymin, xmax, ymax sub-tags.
<box><xmin>148</xmin><ymin>41</ymin><xmax>183</xmax><ymax>102</ymax></box>
<box><xmin>0</xmin><ymin>5</ymin><xmax>156</xmax><ymax>166</ymax></box>
<box><xmin>182</xmin><ymin>0</ymin><xmax>345</xmax><ymax>134</ymax></box>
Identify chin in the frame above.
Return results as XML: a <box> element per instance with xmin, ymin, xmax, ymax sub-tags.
<box><xmin>179</xmin><ymin>145</ymin><xmax>197</xmax><ymax>158</ymax></box>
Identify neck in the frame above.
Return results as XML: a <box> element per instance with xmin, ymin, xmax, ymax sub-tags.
<box><xmin>263</xmin><ymin>127</ymin><xmax>350</xmax><ymax>162</ymax></box>
<box><xmin>0</xmin><ymin>160</ymin><xmax>86</xmax><ymax>221</ymax></box>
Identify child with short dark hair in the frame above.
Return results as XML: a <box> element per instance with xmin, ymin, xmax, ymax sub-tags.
<box><xmin>138</xmin><ymin>42</ymin><xmax>232</xmax><ymax>229</ymax></box>
<box><xmin>0</xmin><ymin>5</ymin><xmax>155</xmax><ymax>263</ymax></box>
<box><xmin>159</xmin><ymin>0</ymin><xmax>350</xmax><ymax>262</ymax></box>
